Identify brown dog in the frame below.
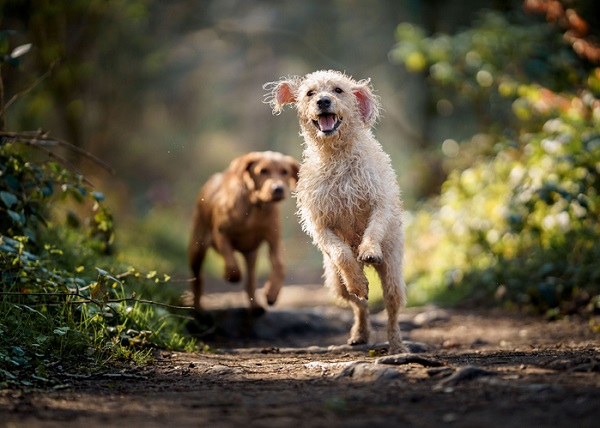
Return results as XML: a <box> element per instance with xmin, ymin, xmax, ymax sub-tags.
<box><xmin>189</xmin><ymin>151</ymin><xmax>300</xmax><ymax>313</ymax></box>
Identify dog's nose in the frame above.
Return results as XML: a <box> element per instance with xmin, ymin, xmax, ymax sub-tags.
<box><xmin>272</xmin><ymin>183</ymin><xmax>285</xmax><ymax>200</ymax></box>
<box><xmin>317</xmin><ymin>96</ymin><xmax>331</xmax><ymax>110</ymax></box>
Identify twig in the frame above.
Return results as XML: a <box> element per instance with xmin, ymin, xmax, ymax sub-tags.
<box><xmin>114</xmin><ymin>271</ymin><xmax>194</xmax><ymax>284</ymax></box>
<box><xmin>0</xmin><ymin>291</ymin><xmax>195</xmax><ymax>311</ymax></box>
<box><xmin>58</xmin><ymin>372</ymin><xmax>148</xmax><ymax>380</ymax></box>
<box><xmin>4</xmin><ymin>64</ymin><xmax>56</xmax><ymax>111</ymax></box>
<box><xmin>102</xmin><ymin>373</ymin><xmax>148</xmax><ymax>380</ymax></box>
<box><xmin>0</xmin><ymin>290</ymin><xmax>119</xmax><ymax>317</ymax></box>
<box><xmin>110</xmin><ymin>297</ymin><xmax>194</xmax><ymax>311</ymax></box>
<box><xmin>20</xmin><ymin>140</ymin><xmax>94</xmax><ymax>186</ymax></box>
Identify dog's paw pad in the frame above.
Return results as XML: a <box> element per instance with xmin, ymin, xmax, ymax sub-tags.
<box><xmin>348</xmin><ymin>338</ymin><xmax>368</xmax><ymax>346</ymax></box>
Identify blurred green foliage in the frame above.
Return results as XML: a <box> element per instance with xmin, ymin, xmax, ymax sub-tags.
<box><xmin>392</xmin><ymin>6</ymin><xmax>600</xmax><ymax>319</ymax></box>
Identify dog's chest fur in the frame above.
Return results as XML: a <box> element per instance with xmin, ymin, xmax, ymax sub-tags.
<box><xmin>296</xmin><ymin>145</ymin><xmax>383</xmax><ymax>244</ymax></box>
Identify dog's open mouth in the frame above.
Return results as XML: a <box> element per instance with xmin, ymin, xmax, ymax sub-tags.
<box><xmin>313</xmin><ymin>113</ymin><xmax>341</xmax><ymax>135</ymax></box>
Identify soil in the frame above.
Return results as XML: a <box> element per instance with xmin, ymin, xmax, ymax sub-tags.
<box><xmin>1</xmin><ymin>284</ymin><xmax>599</xmax><ymax>428</ymax></box>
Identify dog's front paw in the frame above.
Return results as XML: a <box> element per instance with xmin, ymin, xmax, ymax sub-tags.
<box><xmin>346</xmin><ymin>275</ymin><xmax>369</xmax><ymax>300</ymax></box>
<box><xmin>358</xmin><ymin>252</ymin><xmax>383</xmax><ymax>265</ymax></box>
<box><xmin>358</xmin><ymin>240</ymin><xmax>383</xmax><ymax>265</ymax></box>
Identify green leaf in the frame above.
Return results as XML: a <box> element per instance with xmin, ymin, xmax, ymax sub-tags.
<box><xmin>95</xmin><ymin>267</ymin><xmax>109</xmax><ymax>276</ymax></box>
<box><xmin>31</xmin><ymin>374</ymin><xmax>49</xmax><ymax>382</ymax></box>
<box><xmin>3</xmin><ymin>174</ymin><xmax>19</xmax><ymax>191</ymax></box>
<box><xmin>11</xmin><ymin>346</ymin><xmax>25</xmax><ymax>357</ymax></box>
<box><xmin>93</xmin><ymin>192</ymin><xmax>105</xmax><ymax>201</ymax></box>
<box><xmin>0</xmin><ymin>369</ymin><xmax>17</xmax><ymax>380</ymax></box>
<box><xmin>7</xmin><ymin>209</ymin><xmax>23</xmax><ymax>225</ymax></box>
<box><xmin>35</xmin><ymin>364</ymin><xmax>48</xmax><ymax>378</ymax></box>
<box><xmin>0</xmin><ymin>191</ymin><xmax>18</xmax><ymax>208</ymax></box>
<box><xmin>21</xmin><ymin>305</ymin><xmax>47</xmax><ymax>319</ymax></box>
<box><xmin>53</xmin><ymin>327</ymin><xmax>70</xmax><ymax>336</ymax></box>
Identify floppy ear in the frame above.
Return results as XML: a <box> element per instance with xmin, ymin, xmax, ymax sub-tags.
<box><xmin>228</xmin><ymin>153</ymin><xmax>260</xmax><ymax>193</ymax></box>
<box><xmin>263</xmin><ymin>77</ymin><xmax>301</xmax><ymax>114</ymax></box>
<box><xmin>353</xmin><ymin>79</ymin><xmax>381</xmax><ymax>126</ymax></box>
<box><xmin>285</xmin><ymin>156</ymin><xmax>301</xmax><ymax>190</ymax></box>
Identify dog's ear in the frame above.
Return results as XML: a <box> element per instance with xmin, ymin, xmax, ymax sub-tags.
<box><xmin>229</xmin><ymin>153</ymin><xmax>261</xmax><ymax>193</ymax></box>
<box><xmin>242</xmin><ymin>161</ymin><xmax>258</xmax><ymax>197</ymax></box>
<box><xmin>229</xmin><ymin>153</ymin><xmax>258</xmax><ymax>175</ymax></box>
<box><xmin>285</xmin><ymin>156</ymin><xmax>301</xmax><ymax>190</ymax></box>
<box><xmin>264</xmin><ymin>77</ymin><xmax>300</xmax><ymax>114</ymax></box>
<box><xmin>353</xmin><ymin>79</ymin><xmax>381</xmax><ymax>126</ymax></box>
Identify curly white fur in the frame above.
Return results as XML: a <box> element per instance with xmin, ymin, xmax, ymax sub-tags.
<box><xmin>265</xmin><ymin>70</ymin><xmax>407</xmax><ymax>353</ymax></box>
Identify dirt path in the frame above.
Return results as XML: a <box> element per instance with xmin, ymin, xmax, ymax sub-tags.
<box><xmin>1</xmin><ymin>285</ymin><xmax>599</xmax><ymax>427</ymax></box>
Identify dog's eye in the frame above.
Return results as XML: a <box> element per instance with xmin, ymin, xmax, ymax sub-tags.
<box><xmin>260</xmin><ymin>168</ymin><xmax>269</xmax><ymax>175</ymax></box>
<box><xmin>334</xmin><ymin>87</ymin><xmax>343</xmax><ymax>94</ymax></box>
<box><xmin>306</xmin><ymin>90</ymin><xmax>315</xmax><ymax>97</ymax></box>
<box><xmin>281</xmin><ymin>169</ymin><xmax>289</xmax><ymax>176</ymax></box>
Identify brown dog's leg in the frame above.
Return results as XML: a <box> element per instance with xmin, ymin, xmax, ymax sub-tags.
<box><xmin>189</xmin><ymin>238</ymin><xmax>207</xmax><ymax>311</ymax></box>
<box><xmin>243</xmin><ymin>249</ymin><xmax>264</xmax><ymax>314</ymax></box>
<box><xmin>323</xmin><ymin>254</ymin><xmax>370</xmax><ymax>345</ymax></box>
<box><xmin>212</xmin><ymin>229</ymin><xmax>241</xmax><ymax>283</ymax></box>
<box><xmin>263</xmin><ymin>231</ymin><xmax>285</xmax><ymax>306</ymax></box>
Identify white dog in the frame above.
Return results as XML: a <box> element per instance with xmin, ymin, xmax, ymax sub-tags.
<box><xmin>265</xmin><ymin>70</ymin><xmax>407</xmax><ymax>353</ymax></box>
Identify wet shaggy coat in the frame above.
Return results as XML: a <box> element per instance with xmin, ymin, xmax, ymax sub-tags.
<box><xmin>265</xmin><ymin>70</ymin><xmax>407</xmax><ymax>353</ymax></box>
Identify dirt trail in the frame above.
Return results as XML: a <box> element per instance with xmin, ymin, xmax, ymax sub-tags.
<box><xmin>1</xmin><ymin>284</ymin><xmax>599</xmax><ymax>428</ymax></box>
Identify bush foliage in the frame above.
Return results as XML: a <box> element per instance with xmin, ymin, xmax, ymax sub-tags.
<box><xmin>0</xmin><ymin>141</ymin><xmax>197</xmax><ymax>389</ymax></box>
<box><xmin>392</xmin><ymin>8</ymin><xmax>600</xmax><ymax>318</ymax></box>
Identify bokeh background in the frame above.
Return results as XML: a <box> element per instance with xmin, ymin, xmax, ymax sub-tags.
<box><xmin>2</xmin><ymin>0</ymin><xmax>599</xmax><ymax>317</ymax></box>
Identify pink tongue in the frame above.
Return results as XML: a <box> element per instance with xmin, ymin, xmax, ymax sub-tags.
<box><xmin>318</xmin><ymin>115</ymin><xmax>336</xmax><ymax>131</ymax></box>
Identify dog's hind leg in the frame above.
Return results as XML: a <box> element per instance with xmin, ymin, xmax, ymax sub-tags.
<box><xmin>189</xmin><ymin>239</ymin><xmax>207</xmax><ymax>311</ymax></box>
<box><xmin>375</xmin><ymin>253</ymin><xmax>407</xmax><ymax>354</ymax></box>
<box><xmin>324</xmin><ymin>254</ymin><xmax>370</xmax><ymax>345</ymax></box>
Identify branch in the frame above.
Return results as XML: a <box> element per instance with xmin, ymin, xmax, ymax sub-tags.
<box><xmin>0</xmin><ymin>130</ymin><xmax>115</xmax><ymax>175</ymax></box>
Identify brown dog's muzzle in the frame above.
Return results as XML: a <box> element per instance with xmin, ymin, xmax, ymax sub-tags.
<box><xmin>271</xmin><ymin>183</ymin><xmax>286</xmax><ymax>201</ymax></box>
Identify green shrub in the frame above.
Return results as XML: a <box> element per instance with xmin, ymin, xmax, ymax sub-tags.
<box><xmin>392</xmin><ymin>9</ymin><xmax>600</xmax><ymax>318</ymax></box>
<box><xmin>0</xmin><ymin>142</ymin><xmax>198</xmax><ymax>389</ymax></box>
<box><xmin>405</xmin><ymin>94</ymin><xmax>600</xmax><ymax>316</ymax></box>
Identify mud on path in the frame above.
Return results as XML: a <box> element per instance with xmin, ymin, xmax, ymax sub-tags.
<box><xmin>1</xmin><ymin>284</ymin><xmax>599</xmax><ymax>427</ymax></box>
